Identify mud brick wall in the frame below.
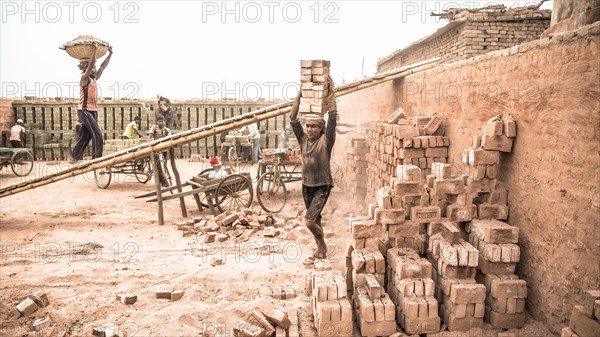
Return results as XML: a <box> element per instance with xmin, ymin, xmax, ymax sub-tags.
<box><xmin>337</xmin><ymin>22</ymin><xmax>600</xmax><ymax>334</ymax></box>
<box><xmin>8</xmin><ymin>99</ymin><xmax>278</xmax><ymax>160</ymax></box>
<box><xmin>378</xmin><ymin>9</ymin><xmax>551</xmax><ymax>72</ymax></box>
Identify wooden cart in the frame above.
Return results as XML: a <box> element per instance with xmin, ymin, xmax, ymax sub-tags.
<box><xmin>136</xmin><ymin>169</ymin><xmax>253</xmax><ymax>215</ymax></box>
<box><xmin>0</xmin><ymin>148</ymin><xmax>34</xmax><ymax>177</ymax></box>
<box><xmin>93</xmin><ymin>139</ymin><xmax>155</xmax><ymax>189</ymax></box>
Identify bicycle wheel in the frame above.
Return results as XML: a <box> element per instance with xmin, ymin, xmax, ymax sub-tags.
<box><xmin>215</xmin><ymin>174</ymin><xmax>253</xmax><ymax>213</ymax></box>
<box><xmin>94</xmin><ymin>167</ymin><xmax>112</xmax><ymax>189</ymax></box>
<box><xmin>256</xmin><ymin>171</ymin><xmax>287</xmax><ymax>213</ymax></box>
<box><xmin>10</xmin><ymin>149</ymin><xmax>34</xmax><ymax>176</ymax></box>
<box><xmin>134</xmin><ymin>158</ymin><xmax>152</xmax><ymax>183</ymax></box>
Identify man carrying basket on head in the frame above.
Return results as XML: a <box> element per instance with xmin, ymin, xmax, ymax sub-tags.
<box><xmin>70</xmin><ymin>43</ymin><xmax>113</xmax><ymax>163</ymax></box>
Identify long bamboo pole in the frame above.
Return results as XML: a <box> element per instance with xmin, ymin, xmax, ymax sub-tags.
<box><xmin>0</xmin><ymin>58</ymin><xmax>439</xmax><ymax>198</ymax></box>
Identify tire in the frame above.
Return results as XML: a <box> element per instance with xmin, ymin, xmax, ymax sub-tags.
<box><xmin>215</xmin><ymin>174</ymin><xmax>253</xmax><ymax>213</ymax></box>
<box><xmin>228</xmin><ymin>147</ymin><xmax>239</xmax><ymax>163</ymax></box>
<box><xmin>134</xmin><ymin>159</ymin><xmax>152</xmax><ymax>183</ymax></box>
<box><xmin>256</xmin><ymin>171</ymin><xmax>287</xmax><ymax>213</ymax></box>
<box><xmin>94</xmin><ymin>167</ymin><xmax>112</xmax><ymax>189</ymax></box>
<box><xmin>10</xmin><ymin>149</ymin><xmax>34</xmax><ymax>176</ymax></box>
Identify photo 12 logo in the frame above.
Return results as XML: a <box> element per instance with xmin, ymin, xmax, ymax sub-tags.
<box><xmin>201</xmin><ymin>81</ymin><xmax>299</xmax><ymax>101</ymax></box>
<box><xmin>1</xmin><ymin>1</ymin><xmax>140</xmax><ymax>24</ymax></box>
<box><xmin>1</xmin><ymin>81</ymin><xmax>140</xmax><ymax>100</ymax></box>
<box><xmin>201</xmin><ymin>1</ymin><xmax>339</xmax><ymax>24</ymax></box>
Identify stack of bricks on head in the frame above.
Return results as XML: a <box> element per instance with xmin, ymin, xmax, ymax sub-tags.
<box><xmin>299</xmin><ymin>60</ymin><xmax>330</xmax><ymax>118</ymax></box>
<box><xmin>304</xmin><ymin>110</ymin><xmax>540</xmax><ymax>336</ymax></box>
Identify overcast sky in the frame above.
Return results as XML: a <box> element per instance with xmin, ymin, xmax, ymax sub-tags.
<box><xmin>1</xmin><ymin>1</ymin><xmax>552</xmax><ymax>101</ymax></box>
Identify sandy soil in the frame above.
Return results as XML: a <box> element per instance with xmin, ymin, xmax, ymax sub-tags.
<box><xmin>0</xmin><ymin>160</ymin><xmax>557</xmax><ymax>336</ymax></box>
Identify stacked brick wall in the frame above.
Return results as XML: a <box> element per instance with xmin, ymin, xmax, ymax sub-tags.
<box><xmin>378</xmin><ymin>7</ymin><xmax>551</xmax><ymax>72</ymax></box>
<box><xmin>0</xmin><ymin>98</ymin><xmax>14</xmax><ymax>147</ymax></box>
<box><xmin>336</xmin><ymin>22</ymin><xmax>600</xmax><ymax>334</ymax></box>
<box><xmin>5</xmin><ymin>98</ymin><xmax>278</xmax><ymax>160</ymax></box>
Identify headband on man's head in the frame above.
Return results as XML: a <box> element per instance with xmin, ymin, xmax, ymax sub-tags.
<box><xmin>303</xmin><ymin>114</ymin><xmax>325</xmax><ymax>127</ymax></box>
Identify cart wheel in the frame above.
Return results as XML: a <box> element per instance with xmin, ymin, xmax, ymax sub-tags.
<box><xmin>134</xmin><ymin>159</ymin><xmax>152</xmax><ymax>183</ymax></box>
<box><xmin>256</xmin><ymin>171</ymin><xmax>287</xmax><ymax>213</ymax></box>
<box><xmin>196</xmin><ymin>169</ymin><xmax>217</xmax><ymax>207</ymax></box>
<box><xmin>10</xmin><ymin>149</ymin><xmax>34</xmax><ymax>176</ymax></box>
<box><xmin>94</xmin><ymin>167</ymin><xmax>112</xmax><ymax>189</ymax></box>
<box><xmin>215</xmin><ymin>174</ymin><xmax>253</xmax><ymax>213</ymax></box>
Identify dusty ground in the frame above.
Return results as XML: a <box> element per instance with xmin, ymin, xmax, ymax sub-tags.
<box><xmin>0</xmin><ymin>160</ymin><xmax>557</xmax><ymax>336</ymax></box>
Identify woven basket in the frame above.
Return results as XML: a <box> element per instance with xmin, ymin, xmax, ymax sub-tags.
<box><xmin>59</xmin><ymin>35</ymin><xmax>110</xmax><ymax>61</ymax></box>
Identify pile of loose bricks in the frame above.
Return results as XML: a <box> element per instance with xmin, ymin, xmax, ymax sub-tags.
<box><xmin>561</xmin><ymin>290</ymin><xmax>600</xmax><ymax>337</ymax></box>
<box><xmin>306</xmin><ymin>113</ymin><xmax>534</xmax><ymax>336</ymax></box>
<box><xmin>343</xmin><ymin>136</ymin><xmax>369</xmax><ymax>207</ymax></box>
<box><xmin>175</xmin><ymin>208</ymin><xmax>324</xmax><ymax>247</ymax></box>
<box><xmin>365</xmin><ymin>107</ymin><xmax>450</xmax><ymax>201</ymax></box>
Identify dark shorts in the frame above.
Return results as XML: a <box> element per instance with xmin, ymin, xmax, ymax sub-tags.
<box><xmin>302</xmin><ymin>185</ymin><xmax>332</xmax><ymax>222</ymax></box>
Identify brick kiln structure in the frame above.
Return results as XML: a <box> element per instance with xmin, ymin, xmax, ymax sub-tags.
<box><xmin>0</xmin><ymin>98</ymin><xmax>284</xmax><ymax>160</ymax></box>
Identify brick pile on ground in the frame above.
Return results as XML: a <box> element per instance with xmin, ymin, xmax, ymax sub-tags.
<box><xmin>343</xmin><ymin>136</ymin><xmax>369</xmax><ymax>207</ymax></box>
<box><xmin>306</xmin><ymin>269</ymin><xmax>353</xmax><ymax>337</ymax></box>
<box><xmin>329</xmin><ymin>113</ymin><xmax>531</xmax><ymax>335</ymax></box>
<box><xmin>561</xmin><ymin>290</ymin><xmax>600</xmax><ymax>337</ymax></box>
<box><xmin>365</xmin><ymin>109</ymin><xmax>450</xmax><ymax>199</ymax></box>
<box><xmin>233</xmin><ymin>307</ymin><xmax>298</xmax><ymax>337</ymax></box>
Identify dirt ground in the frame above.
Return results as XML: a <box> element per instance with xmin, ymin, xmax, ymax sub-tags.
<box><xmin>0</xmin><ymin>160</ymin><xmax>557</xmax><ymax>336</ymax></box>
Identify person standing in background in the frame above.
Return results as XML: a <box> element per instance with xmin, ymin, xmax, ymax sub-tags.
<box><xmin>9</xmin><ymin>119</ymin><xmax>25</xmax><ymax>148</ymax></box>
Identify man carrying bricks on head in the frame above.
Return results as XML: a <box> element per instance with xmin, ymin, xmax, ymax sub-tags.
<box><xmin>289</xmin><ymin>75</ymin><xmax>337</xmax><ymax>265</ymax></box>
<box><xmin>70</xmin><ymin>44</ymin><xmax>113</xmax><ymax>163</ymax></box>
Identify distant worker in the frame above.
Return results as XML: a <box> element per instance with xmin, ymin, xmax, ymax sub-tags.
<box><xmin>157</xmin><ymin>95</ymin><xmax>173</xmax><ymax>127</ymax></box>
<box><xmin>220</xmin><ymin>130</ymin><xmax>230</xmax><ymax>161</ymax></box>
<box><xmin>70</xmin><ymin>44</ymin><xmax>113</xmax><ymax>163</ymax></box>
<box><xmin>207</xmin><ymin>156</ymin><xmax>228</xmax><ymax>180</ymax></box>
<box><xmin>9</xmin><ymin>119</ymin><xmax>25</xmax><ymax>148</ymax></box>
<box><xmin>240</xmin><ymin>122</ymin><xmax>262</xmax><ymax>164</ymax></box>
<box><xmin>290</xmin><ymin>75</ymin><xmax>338</xmax><ymax>265</ymax></box>
<box><xmin>148</xmin><ymin>116</ymin><xmax>172</xmax><ymax>187</ymax></box>
<box><xmin>122</xmin><ymin>116</ymin><xmax>144</xmax><ymax>139</ymax></box>
<box><xmin>278</xmin><ymin>123</ymin><xmax>294</xmax><ymax>149</ymax></box>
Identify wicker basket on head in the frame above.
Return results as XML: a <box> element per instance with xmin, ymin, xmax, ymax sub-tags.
<box><xmin>59</xmin><ymin>35</ymin><xmax>110</xmax><ymax>61</ymax></box>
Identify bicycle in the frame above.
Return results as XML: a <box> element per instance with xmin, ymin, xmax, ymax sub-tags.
<box><xmin>256</xmin><ymin>149</ymin><xmax>289</xmax><ymax>213</ymax></box>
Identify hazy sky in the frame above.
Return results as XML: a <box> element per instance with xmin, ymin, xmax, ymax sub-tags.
<box><xmin>1</xmin><ymin>1</ymin><xmax>552</xmax><ymax>100</ymax></box>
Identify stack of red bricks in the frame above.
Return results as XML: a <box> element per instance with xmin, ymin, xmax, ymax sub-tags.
<box><xmin>365</xmin><ymin>109</ymin><xmax>450</xmax><ymax>199</ymax></box>
<box><xmin>307</xmin><ymin>269</ymin><xmax>353</xmax><ymax>337</ymax></box>
<box><xmin>387</xmin><ymin>247</ymin><xmax>441</xmax><ymax>334</ymax></box>
<box><xmin>561</xmin><ymin>290</ymin><xmax>600</xmax><ymax>337</ymax></box>
<box><xmin>428</xmin><ymin>222</ymin><xmax>486</xmax><ymax>331</ymax></box>
<box><xmin>462</xmin><ymin>114</ymin><xmax>516</xmax><ymax>220</ymax></box>
<box><xmin>467</xmin><ymin>219</ymin><xmax>526</xmax><ymax>329</ymax></box>
<box><xmin>343</xmin><ymin>136</ymin><xmax>369</xmax><ymax>207</ymax></box>
<box><xmin>351</xmin><ymin>249</ymin><xmax>397</xmax><ymax>336</ymax></box>
<box><xmin>299</xmin><ymin>60</ymin><xmax>330</xmax><ymax>116</ymax></box>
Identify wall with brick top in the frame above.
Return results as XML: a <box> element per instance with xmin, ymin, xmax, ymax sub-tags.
<box><xmin>0</xmin><ymin>99</ymin><xmax>14</xmax><ymax>146</ymax></box>
<box><xmin>337</xmin><ymin>22</ymin><xmax>600</xmax><ymax>334</ymax></box>
<box><xmin>378</xmin><ymin>9</ymin><xmax>551</xmax><ymax>72</ymax></box>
